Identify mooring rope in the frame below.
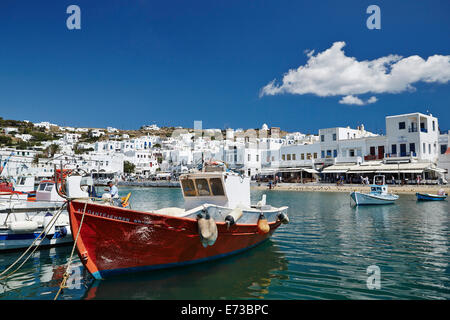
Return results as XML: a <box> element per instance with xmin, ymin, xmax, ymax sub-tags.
<box><xmin>54</xmin><ymin>200</ymin><xmax>88</xmax><ymax>300</ymax></box>
<box><xmin>0</xmin><ymin>202</ymin><xmax>67</xmax><ymax>281</ymax></box>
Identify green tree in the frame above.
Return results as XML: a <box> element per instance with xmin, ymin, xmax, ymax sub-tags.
<box><xmin>45</xmin><ymin>144</ymin><xmax>61</xmax><ymax>157</ymax></box>
<box><xmin>124</xmin><ymin>161</ymin><xmax>135</xmax><ymax>174</ymax></box>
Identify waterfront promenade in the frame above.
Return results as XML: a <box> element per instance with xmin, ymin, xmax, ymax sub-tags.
<box><xmin>252</xmin><ymin>182</ymin><xmax>450</xmax><ymax>194</ymax></box>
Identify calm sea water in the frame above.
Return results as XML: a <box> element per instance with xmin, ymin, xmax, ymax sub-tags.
<box><xmin>0</xmin><ymin>187</ymin><xmax>448</xmax><ymax>300</ymax></box>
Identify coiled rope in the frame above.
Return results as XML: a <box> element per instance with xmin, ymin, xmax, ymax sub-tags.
<box><xmin>0</xmin><ymin>202</ymin><xmax>67</xmax><ymax>281</ymax></box>
<box><xmin>54</xmin><ymin>200</ymin><xmax>88</xmax><ymax>300</ymax></box>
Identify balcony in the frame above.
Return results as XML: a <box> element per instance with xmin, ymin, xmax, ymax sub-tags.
<box><xmin>385</xmin><ymin>152</ymin><xmax>416</xmax><ymax>158</ymax></box>
<box><xmin>364</xmin><ymin>154</ymin><xmax>382</xmax><ymax>161</ymax></box>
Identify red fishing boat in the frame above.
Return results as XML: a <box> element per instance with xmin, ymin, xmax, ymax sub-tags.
<box><xmin>65</xmin><ymin>164</ymin><xmax>289</xmax><ymax>279</ymax></box>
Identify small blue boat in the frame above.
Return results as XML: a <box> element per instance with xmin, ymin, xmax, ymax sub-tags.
<box><xmin>416</xmin><ymin>192</ymin><xmax>447</xmax><ymax>201</ymax></box>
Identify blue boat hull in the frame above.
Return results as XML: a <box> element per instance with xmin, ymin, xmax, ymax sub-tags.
<box><xmin>416</xmin><ymin>193</ymin><xmax>447</xmax><ymax>201</ymax></box>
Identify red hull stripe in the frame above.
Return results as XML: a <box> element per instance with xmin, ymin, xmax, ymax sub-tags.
<box><xmin>91</xmin><ymin>238</ymin><xmax>270</xmax><ymax>279</ymax></box>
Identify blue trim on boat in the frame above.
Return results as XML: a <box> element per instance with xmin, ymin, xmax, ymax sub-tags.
<box><xmin>92</xmin><ymin>238</ymin><xmax>270</xmax><ymax>280</ymax></box>
<box><xmin>416</xmin><ymin>192</ymin><xmax>447</xmax><ymax>201</ymax></box>
<box><xmin>0</xmin><ymin>228</ymin><xmax>68</xmax><ymax>241</ymax></box>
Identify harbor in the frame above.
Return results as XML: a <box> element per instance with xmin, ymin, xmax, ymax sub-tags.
<box><xmin>0</xmin><ymin>186</ymin><xmax>448</xmax><ymax>300</ymax></box>
<box><xmin>0</xmin><ymin>111</ymin><xmax>449</xmax><ymax>300</ymax></box>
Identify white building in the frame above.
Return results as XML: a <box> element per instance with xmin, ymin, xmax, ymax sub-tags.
<box><xmin>34</xmin><ymin>121</ymin><xmax>58</xmax><ymax>130</ymax></box>
<box><xmin>438</xmin><ymin>131</ymin><xmax>450</xmax><ymax>181</ymax></box>
<box><xmin>385</xmin><ymin>112</ymin><xmax>439</xmax><ymax>163</ymax></box>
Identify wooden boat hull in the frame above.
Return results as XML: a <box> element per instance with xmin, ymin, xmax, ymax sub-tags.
<box><xmin>416</xmin><ymin>192</ymin><xmax>447</xmax><ymax>201</ymax></box>
<box><xmin>351</xmin><ymin>191</ymin><xmax>398</xmax><ymax>205</ymax></box>
<box><xmin>68</xmin><ymin>200</ymin><xmax>283</xmax><ymax>279</ymax></box>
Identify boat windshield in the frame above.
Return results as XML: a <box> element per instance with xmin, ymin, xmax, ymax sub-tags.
<box><xmin>195</xmin><ymin>179</ymin><xmax>211</xmax><ymax>196</ymax></box>
<box><xmin>371</xmin><ymin>186</ymin><xmax>382</xmax><ymax>192</ymax></box>
<box><xmin>181</xmin><ymin>177</ymin><xmax>225</xmax><ymax>197</ymax></box>
<box><xmin>181</xmin><ymin>179</ymin><xmax>196</xmax><ymax>197</ymax></box>
<box><xmin>209</xmin><ymin>178</ymin><xmax>225</xmax><ymax>196</ymax></box>
<box><xmin>39</xmin><ymin>183</ymin><xmax>48</xmax><ymax>191</ymax></box>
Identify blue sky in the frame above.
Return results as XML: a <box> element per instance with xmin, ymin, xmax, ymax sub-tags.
<box><xmin>0</xmin><ymin>0</ymin><xmax>449</xmax><ymax>134</ymax></box>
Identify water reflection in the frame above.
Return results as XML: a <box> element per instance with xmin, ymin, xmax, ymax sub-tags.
<box><xmin>0</xmin><ymin>246</ymin><xmax>89</xmax><ymax>300</ymax></box>
<box><xmin>82</xmin><ymin>240</ymin><xmax>288</xmax><ymax>300</ymax></box>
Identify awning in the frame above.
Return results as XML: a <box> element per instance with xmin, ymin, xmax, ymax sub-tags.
<box><xmin>303</xmin><ymin>168</ymin><xmax>319</xmax><ymax>174</ymax></box>
<box><xmin>429</xmin><ymin>167</ymin><xmax>447</xmax><ymax>174</ymax></box>
<box><xmin>376</xmin><ymin>169</ymin><xmax>424</xmax><ymax>174</ymax></box>
<box><xmin>322</xmin><ymin>169</ymin><xmax>349</xmax><ymax>173</ymax></box>
<box><xmin>321</xmin><ymin>164</ymin><xmax>354</xmax><ymax>173</ymax></box>
<box><xmin>277</xmin><ymin>167</ymin><xmax>317</xmax><ymax>174</ymax></box>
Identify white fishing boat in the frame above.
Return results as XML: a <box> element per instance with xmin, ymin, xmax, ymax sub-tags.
<box><xmin>0</xmin><ymin>175</ymin><xmax>35</xmax><ymax>202</ymax></box>
<box><xmin>0</xmin><ymin>179</ymin><xmax>73</xmax><ymax>251</ymax></box>
<box><xmin>350</xmin><ymin>175</ymin><xmax>399</xmax><ymax>206</ymax></box>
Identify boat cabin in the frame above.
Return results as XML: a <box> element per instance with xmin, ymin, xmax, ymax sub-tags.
<box><xmin>14</xmin><ymin>176</ymin><xmax>35</xmax><ymax>193</ymax></box>
<box><xmin>35</xmin><ymin>180</ymin><xmax>66</xmax><ymax>202</ymax></box>
<box><xmin>180</xmin><ymin>172</ymin><xmax>250</xmax><ymax>210</ymax></box>
<box><xmin>370</xmin><ymin>175</ymin><xmax>388</xmax><ymax>194</ymax></box>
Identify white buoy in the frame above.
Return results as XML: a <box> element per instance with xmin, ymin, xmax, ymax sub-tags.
<box><xmin>9</xmin><ymin>221</ymin><xmax>39</xmax><ymax>234</ymax></box>
<box><xmin>225</xmin><ymin>208</ymin><xmax>243</xmax><ymax>228</ymax></box>
<box><xmin>197</xmin><ymin>211</ymin><xmax>218</xmax><ymax>247</ymax></box>
<box><xmin>277</xmin><ymin>212</ymin><xmax>290</xmax><ymax>224</ymax></box>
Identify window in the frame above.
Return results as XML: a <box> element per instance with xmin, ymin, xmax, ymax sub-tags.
<box><xmin>320</xmin><ymin>135</ymin><xmax>324</xmax><ymax>142</ymax></box>
<box><xmin>291</xmin><ymin>154</ymin><xmax>295</xmax><ymax>160</ymax></box>
<box><xmin>441</xmin><ymin>144</ymin><xmax>448</xmax><ymax>155</ymax></box>
<box><xmin>321</xmin><ymin>151</ymin><xmax>325</xmax><ymax>158</ymax></box>
<box><xmin>392</xmin><ymin>144</ymin><xmax>397</xmax><ymax>155</ymax></box>
<box><xmin>195</xmin><ymin>179</ymin><xmax>211</xmax><ymax>196</ymax></box>
<box><xmin>349</xmin><ymin>149</ymin><xmax>355</xmax><ymax>157</ymax></box>
<box><xmin>409</xmin><ymin>143</ymin><xmax>415</xmax><ymax>155</ymax></box>
<box><xmin>314</xmin><ymin>153</ymin><xmax>318</xmax><ymax>159</ymax></box>
<box><xmin>370</xmin><ymin>146</ymin><xmax>376</xmax><ymax>156</ymax></box>
<box><xmin>326</xmin><ymin>150</ymin><xmax>332</xmax><ymax>157</ymax></box>
<box><xmin>39</xmin><ymin>183</ymin><xmax>48</xmax><ymax>191</ymax></box>
<box><xmin>181</xmin><ymin>179</ymin><xmax>196</xmax><ymax>197</ymax></box>
<box><xmin>307</xmin><ymin>153</ymin><xmax>312</xmax><ymax>160</ymax></box>
<box><xmin>287</xmin><ymin>154</ymin><xmax>291</xmax><ymax>161</ymax></box>
<box><xmin>248</xmin><ymin>154</ymin><xmax>251</xmax><ymax>161</ymax></box>
<box><xmin>432</xmin><ymin>121</ymin><xmax>435</xmax><ymax>131</ymax></box>
<box><xmin>282</xmin><ymin>154</ymin><xmax>285</xmax><ymax>161</ymax></box>
<box><xmin>399</xmin><ymin>122</ymin><xmax>406</xmax><ymax>130</ymax></box>
<box><xmin>423</xmin><ymin>143</ymin><xmax>426</xmax><ymax>153</ymax></box>
<box><xmin>332</xmin><ymin>133</ymin><xmax>336</xmax><ymax>141</ymax></box>
<box><xmin>301</xmin><ymin>153</ymin><xmax>305</xmax><ymax>160</ymax></box>
<box><xmin>429</xmin><ymin>144</ymin><xmax>431</xmax><ymax>154</ymax></box>
<box><xmin>209</xmin><ymin>178</ymin><xmax>225</xmax><ymax>196</ymax></box>
<box><xmin>256</xmin><ymin>155</ymin><xmax>259</xmax><ymax>162</ymax></box>
<box><xmin>333</xmin><ymin>150</ymin><xmax>337</xmax><ymax>158</ymax></box>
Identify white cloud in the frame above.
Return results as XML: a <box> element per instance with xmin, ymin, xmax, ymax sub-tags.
<box><xmin>367</xmin><ymin>96</ymin><xmax>377</xmax><ymax>104</ymax></box>
<box><xmin>339</xmin><ymin>95</ymin><xmax>364</xmax><ymax>105</ymax></box>
<box><xmin>338</xmin><ymin>95</ymin><xmax>378</xmax><ymax>106</ymax></box>
<box><xmin>260</xmin><ymin>41</ymin><xmax>450</xmax><ymax>104</ymax></box>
